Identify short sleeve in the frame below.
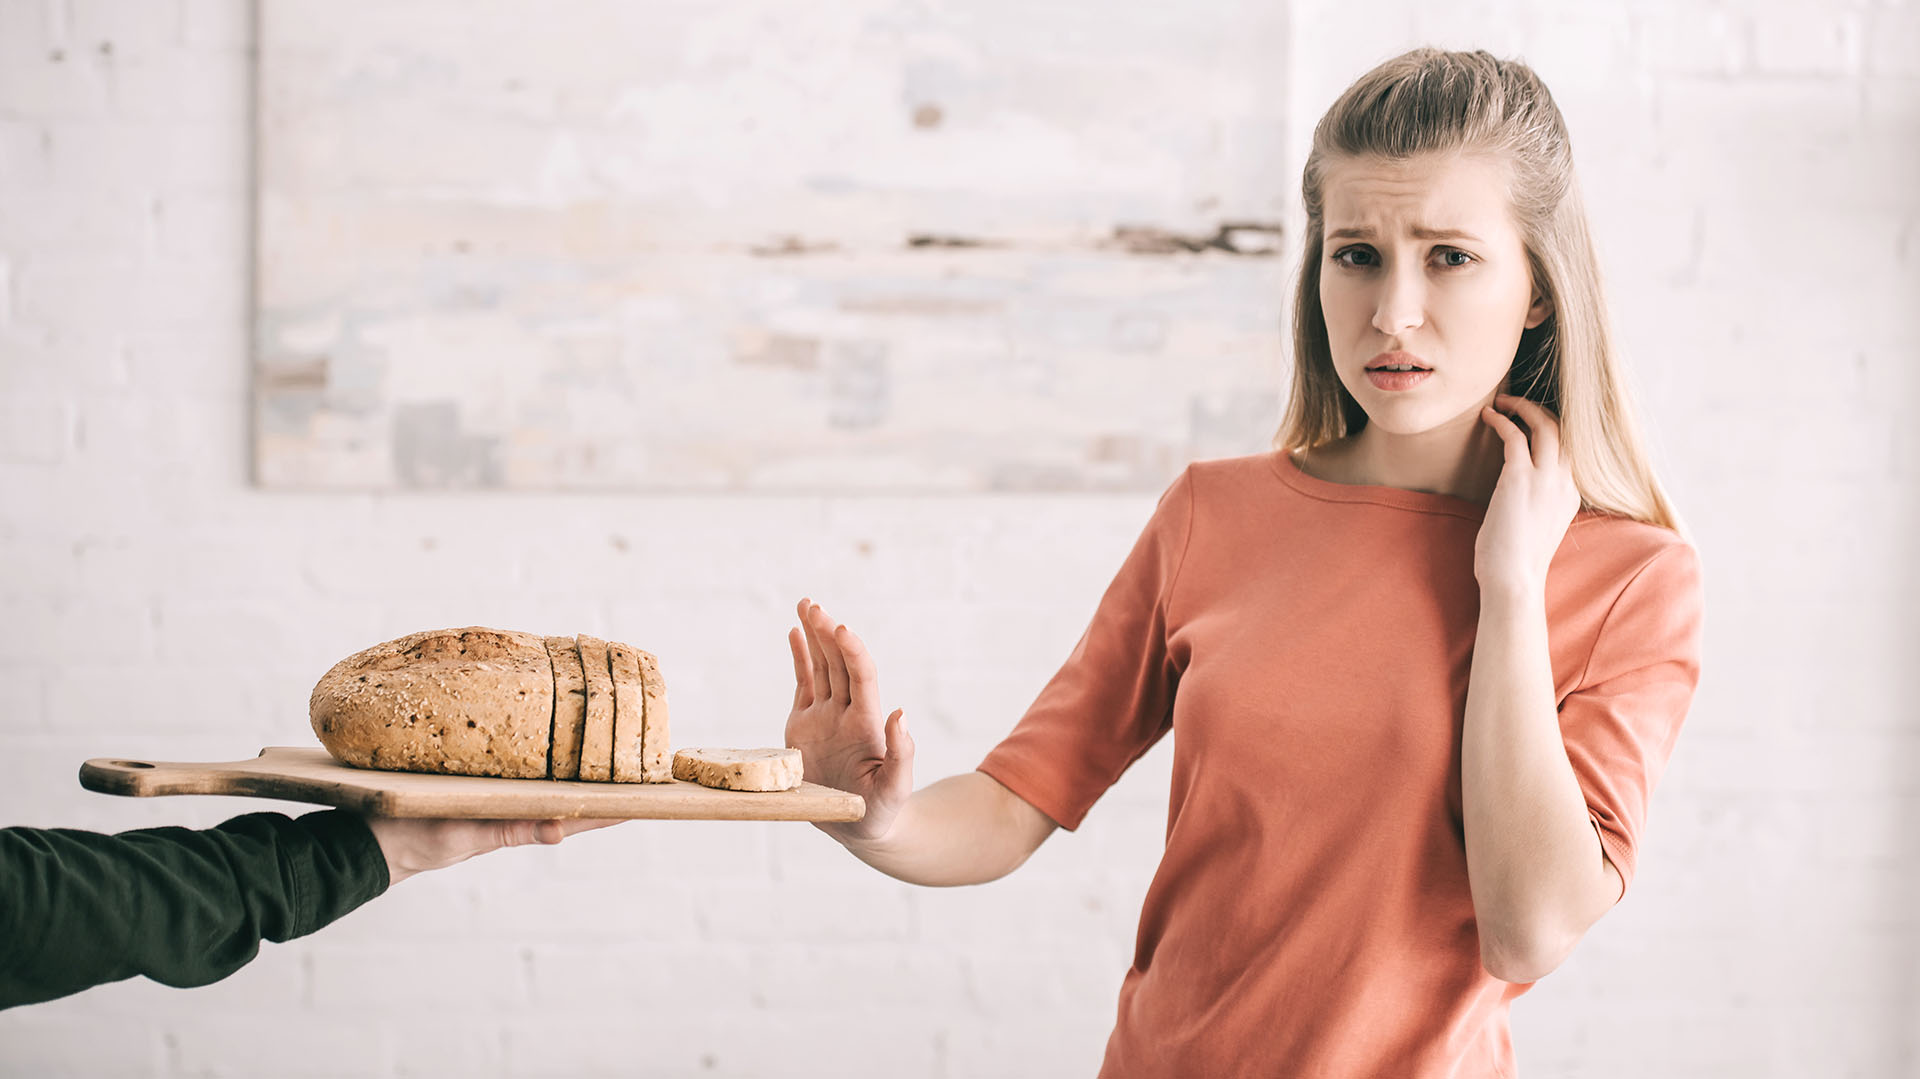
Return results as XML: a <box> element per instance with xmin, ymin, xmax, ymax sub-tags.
<box><xmin>976</xmin><ymin>466</ymin><xmax>1196</xmax><ymax>832</ymax></box>
<box><xmin>1558</xmin><ymin>541</ymin><xmax>1705</xmax><ymax>899</ymax></box>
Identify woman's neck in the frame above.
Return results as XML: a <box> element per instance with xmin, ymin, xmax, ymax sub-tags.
<box><xmin>1308</xmin><ymin>417</ymin><xmax>1508</xmax><ymax>503</ymax></box>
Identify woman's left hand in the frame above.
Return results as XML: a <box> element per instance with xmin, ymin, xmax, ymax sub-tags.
<box><xmin>1475</xmin><ymin>393</ymin><xmax>1582</xmax><ymax>596</ymax></box>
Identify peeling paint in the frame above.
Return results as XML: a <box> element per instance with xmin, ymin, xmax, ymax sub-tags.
<box><xmin>392</xmin><ymin>401</ymin><xmax>502</xmax><ymax>488</ymax></box>
<box><xmin>750</xmin><ymin>235</ymin><xmax>842</xmax><ymax>257</ymax></box>
<box><xmin>907</xmin><ymin>234</ymin><xmax>1000</xmax><ymax>250</ymax></box>
<box><xmin>1104</xmin><ymin>221</ymin><xmax>1286</xmax><ymax>257</ymax></box>
<box><xmin>733</xmin><ymin>330</ymin><xmax>821</xmax><ymax>370</ymax></box>
<box><xmin>257</xmin><ymin>356</ymin><xmax>329</xmax><ymax>391</ymax></box>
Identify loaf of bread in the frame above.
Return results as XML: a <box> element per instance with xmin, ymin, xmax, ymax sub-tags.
<box><xmin>310</xmin><ymin>627</ymin><xmax>673</xmax><ymax>783</ymax></box>
<box><xmin>671</xmin><ymin>748</ymin><xmax>803</xmax><ymax>792</ymax></box>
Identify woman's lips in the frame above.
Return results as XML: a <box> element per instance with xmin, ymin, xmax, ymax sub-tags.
<box><xmin>1365</xmin><ymin>368</ymin><xmax>1433</xmax><ymax>391</ymax></box>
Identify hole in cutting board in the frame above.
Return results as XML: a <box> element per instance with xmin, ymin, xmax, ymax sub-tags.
<box><xmin>112</xmin><ymin>761</ymin><xmax>156</xmax><ymax>769</ymax></box>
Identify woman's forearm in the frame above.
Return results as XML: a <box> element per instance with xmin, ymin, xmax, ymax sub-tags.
<box><xmin>835</xmin><ymin>771</ymin><xmax>1057</xmax><ymax>887</ymax></box>
<box><xmin>1461</xmin><ymin>584</ymin><xmax>1620</xmax><ymax>982</ymax></box>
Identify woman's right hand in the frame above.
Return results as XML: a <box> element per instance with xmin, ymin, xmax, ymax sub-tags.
<box><xmin>784</xmin><ymin>598</ymin><xmax>913</xmax><ymax>845</ymax></box>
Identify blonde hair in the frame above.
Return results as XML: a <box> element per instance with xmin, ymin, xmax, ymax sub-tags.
<box><xmin>1275</xmin><ymin>47</ymin><xmax>1687</xmax><ymax>537</ymax></box>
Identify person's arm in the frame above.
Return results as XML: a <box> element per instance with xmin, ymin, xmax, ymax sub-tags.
<box><xmin>0</xmin><ymin>810</ymin><xmax>617</xmax><ymax>1010</ymax></box>
<box><xmin>839</xmin><ymin>771</ymin><xmax>1057</xmax><ymax>887</ymax></box>
<box><xmin>784</xmin><ymin>599</ymin><xmax>1059</xmax><ymax>887</ymax></box>
<box><xmin>0</xmin><ymin>809</ymin><xmax>387</xmax><ymax>1009</ymax></box>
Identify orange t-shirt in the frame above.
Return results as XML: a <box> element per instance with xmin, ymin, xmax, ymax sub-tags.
<box><xmin>977</xmin><ymin>450</ymin><xmax>1705</xmax><ymax>1078</ymax></box>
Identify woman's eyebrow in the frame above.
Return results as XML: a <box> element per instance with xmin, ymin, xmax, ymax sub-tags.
<box><xmin>1326</xmin><ymin>225</ymin><xmax>1485</xmax><ymax>243</ymax></box>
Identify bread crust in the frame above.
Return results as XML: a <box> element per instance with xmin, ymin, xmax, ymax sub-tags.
<box><xmin>309</xmin><ymin>627</ymin><xmax>552</xmax><ymax>779</ymax></box>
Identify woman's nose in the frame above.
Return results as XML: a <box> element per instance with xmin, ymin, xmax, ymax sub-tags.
<box><xmin>1371</xmin><ymin>268</ymin><xmax>1425</xmax><ymax>336</ymax></box>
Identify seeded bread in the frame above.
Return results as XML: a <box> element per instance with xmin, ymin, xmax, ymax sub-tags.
<box><xmin>309</xmin><ymin>627</ymin><xmax>553</xmax><ymax>779</ymax></box>
<box><xmin>607</xmin><ymin>641</ymin><xmax>646</xmax><ymax>783</ymax></box>
<box><xmin>575</xmin><ymin>635</ymin><xmax>615</xmax><ymax>781</ymax></box>
<box><xmin>543</xmin><ymin>635</ymin><xmax>587</xmax><ymax>780</ymax></box>
<box><xmin>636</xmin><ymin>649</ymin><xmax>672</xmax><ymax>782</ymax></box>
<box><xmin>671</xmin><ymin>748</ymin><xmax>803</xmax><ymax>792</ymax></box>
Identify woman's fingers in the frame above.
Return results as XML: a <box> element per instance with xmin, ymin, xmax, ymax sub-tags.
<box><xmin>1482</xmin><ymin>402</ymin><xmax>1531</xmax><ymax>469</ymax></box>
<box><xmin>798</xmin><ymin>598</ymin><xmax>831</xmax><ymax>704</ymax></box>
<box><xmin>839</xmin><ymin>624</ymin><xmax>879</xmax><ymax>711</ymax></box>
<box><xmin>787</xmin><ymin>626</ymin><xmax>815</xmax><ymax>709</ymax></box>
<box><xmin>1493</xmin><ymin>394</ymin><xmax>1562</xmax><ymax>470</ymax></box>
<box><xmin>811</xmin><ymin>604</ymin><xmax>851</xmax><ymax>703</ymax></box>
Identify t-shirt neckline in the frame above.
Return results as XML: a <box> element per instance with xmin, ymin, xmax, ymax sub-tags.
<box><xmin>1268</xmin><ymin>449</ymin><xmax>1490</xmax><ymax>521</ymax></box>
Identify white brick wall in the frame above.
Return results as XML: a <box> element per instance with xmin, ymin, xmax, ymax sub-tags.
<box><xmin>1</xmin><ymin>1</ymin><xmax>1915</xmax><ymax>1076</ymax></box>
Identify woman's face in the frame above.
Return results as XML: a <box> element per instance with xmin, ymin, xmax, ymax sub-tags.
<box><xmin>1317</xmin><ymin>151</ymin><xmax>1550</xmax><ymax>437</ymax></box>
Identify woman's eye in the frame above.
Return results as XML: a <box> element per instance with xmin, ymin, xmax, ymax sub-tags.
<box><xmin>1330</xmin><ymin>246</ymin><xmax>1473</xmax><ymax>269</ymax></box>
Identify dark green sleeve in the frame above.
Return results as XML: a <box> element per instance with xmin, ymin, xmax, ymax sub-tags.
<box><xmin>0</xmin><ymin>809</ymin><xmax>391</xmax><ymax>1009</ymax></box>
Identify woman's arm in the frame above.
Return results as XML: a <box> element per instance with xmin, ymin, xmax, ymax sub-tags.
<box><xmin>1466</xmin><ymin>395</ymin><xmax>1623</xmax><ymax>983</ymax></box>
<box><xmin>1462</xmin><ymin>584</ymin><xmax>1623</xmax><ymax>984</ymax></box>
<box><xmin>838</xmin><ymin>770</ymin><xmax>1058</xmax><ymax>887</ymax></box>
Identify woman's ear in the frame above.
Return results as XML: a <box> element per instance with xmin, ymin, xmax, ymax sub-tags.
<box><xmin>1524</xmin><ymin>289</ymin><xmax>1553</xmax><ymax>330</ymax></box>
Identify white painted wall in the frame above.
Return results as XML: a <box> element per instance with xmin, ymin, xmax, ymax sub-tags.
<box><xmin>1</xmin><ymin>0</ymin><xmax>1914</xmax><ymax>1076</ymax></box>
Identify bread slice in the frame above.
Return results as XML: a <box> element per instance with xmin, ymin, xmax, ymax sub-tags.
<box><xmin>636</xmin><ymin>648</ymin><xmax>671</xmax><ymax>782</ymax></box>
<box><xmin>607</xmin><ymin>641</ymin><xmax>646</xmax><ymax>783</ymax></box>
<box><xmin>575</xmin><ymin>635</ymin><xmax>615</xmax><ymax>782</ymax></box>
<box><xmin>543</xmin><ymin>636</ymin><xmax>587</xmax><ymax>780</ymax></box>
<box><xmin>671</xmin><ymin>748</ymin><xmax>803</xmax><ymax>792</ymax></box>
<box><xmin>310</xmin><ymin>627</ymin><xmax>552</xmax><ymax>779</ymax></box>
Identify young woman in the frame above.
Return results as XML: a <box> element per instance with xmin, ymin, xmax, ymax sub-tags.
<box><xmin>786</xmin><ymin>47</ymin><xmax>1704</xmax><ymax>1076</ymax></box>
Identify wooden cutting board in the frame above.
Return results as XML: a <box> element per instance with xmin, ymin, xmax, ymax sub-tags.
<box><xmin>79</xmin><ymin>747</ymin><xmax>865</xmax><ymax>822</ymax></box>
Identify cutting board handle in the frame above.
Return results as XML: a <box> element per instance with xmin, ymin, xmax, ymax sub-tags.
<box><xmin>79</xmin><ymin>749</ymin><xmax>279</xmax><ymax>799</ymax></box>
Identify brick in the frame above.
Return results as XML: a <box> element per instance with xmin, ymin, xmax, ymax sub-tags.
<box><xmin>307</xmin><ymin>943</ymin><xmax>529</xmax><ymax>1010</ymax></box>
<box><xmin>1865</xmin><ymin>8</ymin><xmax>1920</xmax><ymax>77</ymax></box>
<box><xmin>44</xmin><ymin>120</ymin><xmax>242</xmax><ymax>194</ymax></box>
<box><xmin>14</xmin><ymin>259</ymin><xmax>242</xmax><ymax>332</ymax></box>
<box><xmin>154</xmin><ymin>190</ymin><xmax>241</xmax><ymax>258</ymax></box>
<box><xmin>1750</xmin><ymin>8</ymin><xmax>1864</xmax><ymax>77</ymax></box>
<box><xmin>0</xmin><ymin>391</ymin><xmax>71</xmax><ymax>463</ymax></box>
<box><xmin>0</xmin><ymin>594</ymin><xmax>151</xmax><ymax>664</ymax></box>
<box><xmin>0</xmin><ymin>117</ymin><xmax>52</xmax><ymax>185</ymax></box>
<box><xmin>0</xmin><ymin>662</ymin><xmax>48</xmax><ymax>729</ymax></box>
<box><xmin>0</xmin><ymin>1011</ymin><xmax>164</xmax><ymax>1077</ymax></box>
<box><xmin>152</xmin><ymin>598</ymin><xmax>299</xmax><ymax>664</ymax></box>
<box><xmin>750</xmin><ymin>940</ymin><xmax>968</xmax><ymax>1012</ymax></box>
<box><xmin>46</xmin><ymin>663</ymin><xmax>287</xmax><ymax>739</ymax></box>
<box><xmin>0</xmin><ymin>189</ymin><xmax>150</xmax><ymax>256</ymax></box>
<box><xmin>69</xmin><ymin>0</ymin><xmax>182</xmax><ymax>61</ymax></box>
<box><xmin>1516</xmin><ymin>7</ymin><xmax>1637</xmax><ymax>95</ymax></box>
<box><xmin>0</xmin><ymin>326</ymin><xmax>129</xmax><ymax>391</ymax></box>
<box><xmin>526</xmin><ymin>941</ymin><xmax>764</xmax><ymax>1014</ymax></box>
<box><xmin>165</xmin><ymin>1013</ymin><xmax>393</xmax><ymax>1077</ymax></box>
<box><xmin>104</xmin><ymin>49</ymin><xmax>249</xmax><ymax>121</ymax></box>
<box><xmin>0</xmin><ymin>47</ymin><xmax>111</xmax><ymax>119</ymax></box>
<box><xmin>1634</xmin><ymin>7</ymin><xmax>1749</xmax><ymax>77</ymax></box>
<box><xmin>942</xmin><ymin>1009</ymin><xmax>1117</xmax><ymax>1078</ymax></box>
<box><xmin>698</xmin><ymin>879</ymin><xmax>913</xmax><ymax>943</ymax></box>
<box><xmin>181</xmin><ymin>0</ymin><xmax>251</xmax><ymax>51</ymax></box>
<box><xmin>1649</xmin><ymin>79</ymin><xmax>1880</xmax><ymax>206</ymax></box>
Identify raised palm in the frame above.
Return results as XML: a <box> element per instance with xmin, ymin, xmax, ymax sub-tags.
<box><xmin>783</xmin><ymin>598</ymin><xmax>912</xmax><ymax>843</ymax></box>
